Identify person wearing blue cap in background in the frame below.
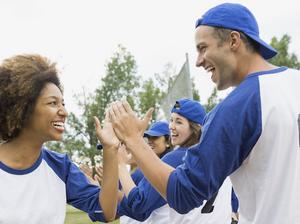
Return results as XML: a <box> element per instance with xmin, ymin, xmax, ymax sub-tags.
<box><xmin>107</xmin><ymin>3</ymin><xmax>300</xmax><ymax>224</ymax></box>
<box><xmin>143</xmin><ymin>121</ymin><xmax>172</xmax><ymax>159</ymax></box>
<box><xmin>118</xmin><ymin>121</ymin><xmax>172</xmax><ymax>224</ymax></box>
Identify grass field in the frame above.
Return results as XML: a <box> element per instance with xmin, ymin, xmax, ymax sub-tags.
<box><xmin>65</xmin><ymin>205</ymin><xmax>119</xmax><ymax>224</ymax></box>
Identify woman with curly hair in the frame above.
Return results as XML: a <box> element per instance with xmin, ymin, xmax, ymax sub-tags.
<box><xmin>0</xmin><ymin>54</ymin><xmax>119</xmax><ymax>223</ymax></box>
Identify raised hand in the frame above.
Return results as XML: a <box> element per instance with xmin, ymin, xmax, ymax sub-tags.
<box><xmin>108</xmin><ymin>100</ymin><xmax>153</xmax><ymax>143</ymax></box>
<box><xmin>94</xmin><ymin>112</ymin><xmax>120</xmax><ymax>150</ymax></box>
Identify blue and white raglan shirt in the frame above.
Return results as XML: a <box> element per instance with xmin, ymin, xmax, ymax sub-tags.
<box><xmin>0</xmin><ymin>148</ymin><xmax>106</xmax><ymax>224</ymax></box>
<box><xmin>118</xmin><ymin>147</ymin><xmax>232</xmax><ymax>224</ymax></box>
<box><xmin>167</xmin><ymin>67</ymin><xmax>300</xmax><ymax>224</ymax></box>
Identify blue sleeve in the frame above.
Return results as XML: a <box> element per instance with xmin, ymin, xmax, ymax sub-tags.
<box><xmin>118</xmin><ymin>149</ymin><xmax>186</xmax><ymax>221</ymax></box>
<box><xmin>42</xmin><ymin>149</ymin><xmax>106</xmax><ymax>222</ymax></box>
<box><xmin>65</xmin><ymin>158</ymin><xmax>106</xmax><ymax>222</ymax></box>
<box><xmin>166</xmin><ymin>77</ymin><xmax>262</xmax><ymax>214</ymax></box>
<box><xmin>131</xmin><ymin>168</ymin><xmax>144</xmax><ymax>185</ymax></box>
<box><xmin>231</xmin><ymin>188</ymin><xmax>239</xmax><ymax>213</ymax></box>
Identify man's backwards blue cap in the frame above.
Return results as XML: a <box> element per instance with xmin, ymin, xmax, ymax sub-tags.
<box><xmin>195</xmin><ymin>3</ymin><xmax>277</xmax><ymax>59</ymax></box>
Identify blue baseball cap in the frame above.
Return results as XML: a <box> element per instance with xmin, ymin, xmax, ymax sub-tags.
<box><xmin>171</xmin><ymin>98</ymin><xmax>206</xmax><ymax>125</ymax></box>
<box><xmin>144</xmin><ymin>121</ymin><xmax>170</xmax><ymax>137</ymax></box>
<box><xmin>195</xmin><ymin>3</ymin><xmax>277</xmax><ymax>59</ymax></box>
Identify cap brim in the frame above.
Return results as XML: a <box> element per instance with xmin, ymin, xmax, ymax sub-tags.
<box><xmin>246</xmin><ymin>33</ymin><xmax>277</xmax><ymax>59</ymax></box>
<box><xmin>144</xmin><ymin>130</ymin><xmax>166</xmax><ymax>137</ymax></box>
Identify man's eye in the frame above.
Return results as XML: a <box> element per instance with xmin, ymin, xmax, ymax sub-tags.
<box><xmin>200</xmin><ymin>46</ymin><xmax>206</xmax><ymax>53</ymax></box>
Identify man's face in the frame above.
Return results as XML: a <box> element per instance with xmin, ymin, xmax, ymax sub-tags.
<box><xmin>195</xmin><ymin>25</ymin><xmax>237</xmax><ymax>90</ymax></box>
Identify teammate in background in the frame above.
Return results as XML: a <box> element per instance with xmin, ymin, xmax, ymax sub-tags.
<box><xmin>106</xmin><ymin>3</ymin><xmax>300</xmax><ymax>223</ymax></box>
<box><xmin>119</xmin><ymin>121</ymin><xmax>172</xmax><ymax>224</ymax></box>
<box><xmin>0</xmin><ymin>54</ymin><xmax>118</xmax><ymax>223</ymax></box>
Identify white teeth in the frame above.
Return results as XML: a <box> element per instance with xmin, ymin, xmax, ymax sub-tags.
<box><xmin>53</xmin><ymin>121</ymin><xmax>64</xmax><ymax>127</ymax></box>
<box><xmin>205</xmin><ymin>66</ymin><xmax>214</xmax><ymax>72</ymax></box>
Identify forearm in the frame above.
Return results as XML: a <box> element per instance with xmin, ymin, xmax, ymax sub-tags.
<box><xmin>125</xmin><ymin>137</ymin><xmax>175</xmax><ymax>199</ymax></box>
<box><xmin>99</xmin><ymin>146</ymin><xmax>118</xmax><ymax>222</ymax></box>
<box><xmin>118</xmin><ymin>163</ymin><xmax>136</xmax><ymax>197</ymax></box>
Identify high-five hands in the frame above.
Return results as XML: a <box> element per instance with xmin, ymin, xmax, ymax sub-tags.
<box><xmin>107</xmin><ymin>100</ymin><xmax>153</xmax><ymax>144</ymax></box>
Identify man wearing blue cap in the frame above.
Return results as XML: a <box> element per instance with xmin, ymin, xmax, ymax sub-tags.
<box><xmin>106</xmin><ymin>3</ymin><xmax>300</xmax><ymax>223</ymax></box>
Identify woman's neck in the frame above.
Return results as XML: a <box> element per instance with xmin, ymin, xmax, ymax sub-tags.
<box><xmin>0</xmin><ymin>136</ymin><xmax>43</xmax><ymax>170</ymax></box>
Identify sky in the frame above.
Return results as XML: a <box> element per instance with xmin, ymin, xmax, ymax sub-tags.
<box><xmin>1</xmin><ymin>0</ymin><xmax>299</xmax><ymax>115</ymax></box>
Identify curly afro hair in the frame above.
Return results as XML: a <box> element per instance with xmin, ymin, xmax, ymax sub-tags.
<box><xmin>0</xmin><ymin>54</ymin><xmax>63</xmax><ymax>142</ymax></box>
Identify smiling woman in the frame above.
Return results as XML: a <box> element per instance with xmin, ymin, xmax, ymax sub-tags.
<box><xmin>0</xmin><ymin>54</ymin><xmax>117</xmax><ymax>224</ymax></box>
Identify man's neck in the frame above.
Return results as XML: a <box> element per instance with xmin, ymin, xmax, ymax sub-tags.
<box><xmin>236</xmin><ymin>53</ymin><xmax>277</xmax><ymax>84</ymax></box>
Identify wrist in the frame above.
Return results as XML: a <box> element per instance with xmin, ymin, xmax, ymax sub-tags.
<box><xmin>103</xmin><ymin>144</ymin><xmax>119</xmax><ymax>154</ymax></box>
<box><xmin>124</xmin><ymin>136</ymin><xmax>146</xmax><ymax>153</ymax></box>
<box><xmin>118</xmin><ymin>163</ymin><xmax>128</xmax><ymax>171</ymax></box>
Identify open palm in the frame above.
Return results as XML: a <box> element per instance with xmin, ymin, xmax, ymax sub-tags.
<box><xmin>94</xmin><ymin>114</ymin><xmax>119</xmax><ymax>149</ymax></box>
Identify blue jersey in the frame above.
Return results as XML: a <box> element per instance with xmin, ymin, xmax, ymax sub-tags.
<box><xmin>0</xmin><ymin>148</ymin><xmax>106</xmax><ymax>223</ymax></box>
<box><xmin>166</xmin><ymin>67</ymin><xmax>300</xmax><ymax>223</ymax></box>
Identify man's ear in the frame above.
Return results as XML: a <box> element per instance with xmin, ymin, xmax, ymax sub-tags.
<box><xmin>229</xmin><ymin>31</ymin><xmax>242</xmax><ymax>51</ymax></box>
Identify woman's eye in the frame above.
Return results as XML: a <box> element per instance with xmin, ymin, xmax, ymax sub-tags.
<box><xmin>49</xmin><ymin>101</ymin><xmax>57</xmax><ymax>105</ymax></box>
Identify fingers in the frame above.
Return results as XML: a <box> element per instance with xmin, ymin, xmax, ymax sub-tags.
<box><xmin>80</xmin><ymin>164</ymin><xmax>92</xmax><ymax>177</ymax></box>
<box><xmin>144</xmin><ymin>107</ymin><xmax>154</xmax><ymax>122</ymax></box>
<box><xmin>94</xmin><ymin>116</ymin><xmax>101</xmax><ymax>128</ymax></box>
<box><xmin>108</xmin><ymin>103</ymin><xmax>117</xmax><ymax>123</ymax></box>
<box><xmin>95</xmin><ymin>166</ymin><xmax>103</xmax><ymax>186</ymax></box>
<box><xmin>95</xmin><ymin>166</ymin><xmax>103</xmax><ymax>177</ymax></box>
<box><xmin>94</xmin><ymin>174</ymin><xmax>103</xmax><ymax>186</ymax></box>
<box><xmin>109</xmin><ymin>101</ymin><xmax>127</xmax><ymax>122</ymax></box>
<box><xmin>122</xmin><ymin>100</ymin><xmax>133</xmax><ymax>113</ymax></box>
<box><xmin>94</xmin><ymin>116</ymin><xmax>102</xmax><ymax>138</ymax></box>
<box><xmin>104</xmin><ymin>108</ymin><xmax>111</xmax><ymax>123</ymax></box>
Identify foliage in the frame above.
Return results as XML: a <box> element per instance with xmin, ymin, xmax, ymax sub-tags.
<box><xmin>50</xmin><ymin>45</ymin><xmax>140</xmax><ymax>168</ymax></box>
<box><xmin>138</xmin><ymin>78</ymin><xmax>163</xmax><ymax>121</ymax></box>
<box><xmin>204</xmin><ymin>87</ymin><xmax>221</xmax><ymax>112</ymax></box>
<box><xmin>269</xmin><ymin>34</ymin><xmax>300</xmax><ymax>69</ymax></box>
